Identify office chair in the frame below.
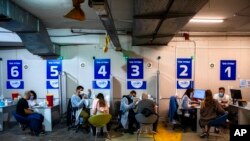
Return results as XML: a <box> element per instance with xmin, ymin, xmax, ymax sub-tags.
<box><xmin>67</xmin><ymin>98</ymin><xmax>90</xmax><ymax>133</ymax></box>
<box><xmin>12</xmin><ymin>112</ymin><xmax>29</xmax><ymax>131</ymax></box>
<box><xmin>88</xmin><ymin>114</ymin><xmax>112</xmax><ymax>141</ymax></box>
<box><xmin>135</xmin><ymin>114</ymin><xmax>157</xmax><ymax>141</ymax></box>
<box><xmin>207</xmin><ymin>112</ymin><xmax>229</xmax><ymax>140</ymax></box>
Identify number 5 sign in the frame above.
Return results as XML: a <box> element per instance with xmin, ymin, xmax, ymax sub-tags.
<box><xmin>47</xmin><ymin>60</ymin><xmax>62</xmax><ymax>79</ymax></box>
<box><xmin>94</xmin><ymin>59</ymin><xmax>110</xmax><ymax>79</ymax></box>
<box><xmin>177</xmin><ymin>58</ymin><xmax>192</xmax><ymax>79</ymax></box>
<box><xmin>220</xmin><ymin>60</ymin><xmax>236</xmax><ymax>80</ymax></box>
<box><xmin>7</xmin><ymin>60</ymin><xmax>22</xmax><ymax>79</ymax></box>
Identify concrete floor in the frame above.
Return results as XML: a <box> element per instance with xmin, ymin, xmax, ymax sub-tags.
<box><xmin>0</xmin><ymin>122</ymin><xmax>230</xmax><ymax>141</ymax></box>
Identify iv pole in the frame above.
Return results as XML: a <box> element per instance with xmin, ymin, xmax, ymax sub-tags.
<box><xmin>156</xmin><ymin>56</ymin><xmax>161</xmax><ymax>113</ymax></box>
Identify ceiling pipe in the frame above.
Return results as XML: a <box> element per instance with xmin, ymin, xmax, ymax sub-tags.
<box><xmin>89</xmin><ymin>0</ymin><xmax>122</xmax><ymax>51</ymax></box>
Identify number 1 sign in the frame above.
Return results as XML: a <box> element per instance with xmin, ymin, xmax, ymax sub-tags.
<box><xmin>220</xmin><ymin>60</ymin><xmax>236</xmax><ymax>80</ymax></box>
<box><xmin>177</xmin><ymin>58</ymin><xmax>192</xmax><ymax>79</ymax></box>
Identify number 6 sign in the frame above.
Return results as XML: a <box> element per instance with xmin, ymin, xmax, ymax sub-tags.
<box><xmin>94</xmin><ymin>59</ymin><xmax>110</xmax><ymax>79</ymax></box>
<box><xmin>7</xmin><ymin>60</ymin><xmax>22</xmax><ymax>79</ymax></box>
<box><xmin>177</xmin><ymin>58</ymin><xmax>192</xmax><ymax>79</ymax></box>
<box><xmin>220</xmin><ymin>60</ymin><xmax>236</xmax><ymax>80</ymax></box>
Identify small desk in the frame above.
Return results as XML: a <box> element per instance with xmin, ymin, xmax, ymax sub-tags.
<box><xmin>33</xmin><ymin>104</ymin><xmax>60</xmax><ymax>132</ymax></box>
<box><xmin>0</xmin><ymin>104</ymin><xmax>16</xmax><ymax>131</ymax></box>
<box><xmin>230</xmin><ymin>102</ymin><xmax>250</xmax><ymax>125</ymax></box>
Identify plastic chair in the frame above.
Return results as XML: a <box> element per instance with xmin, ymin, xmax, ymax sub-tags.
<box><xmin>207</xmin><ymin>113</ymin><xmax>229</xmax><ymax>140</ymax></box>
<box><xmin>12</xmin><ymin>112</ymin><xmax>29</xmax><ymax>131</ymax></box>
<box><xmin>135</xmin><ymin>114</ymin><xmax>157</xmax><ymax>141</ymax></box>
<box><xmin>88</xmin><ymin>114</ymin><xmax>112</xmax><ymax>141</ymax></box>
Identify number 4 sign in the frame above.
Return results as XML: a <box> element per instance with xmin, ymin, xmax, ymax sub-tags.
<box><xmin>94</xmin><ymin>59</ymin><xmax>110</xmax><ymax>79</ymax></box>
<box><xmin>177</xmin><ymin>58</ymin><xmax>192</xmax><ymax>79</ymax></box>
<box><xmin>220</xmin><ymin>60</ymin><xmax>236</xmax><ymax>80</ymax></box>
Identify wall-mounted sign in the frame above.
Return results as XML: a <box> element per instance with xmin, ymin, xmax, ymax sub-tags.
<box><xmin>92</xmin><ymin>80</ymin><xmax>110</xmax><ymax>89</ymax></box>
<box><xmin>6</xmin><ymin>80</ymin><xmax>24</xmax><ymax>89</ymax></box>
<box><xmin>177</xmin><ymin>58</ymin><xmax>192</xmax><ymax>79</ymax></box>
<box><xmin>47</xmin><ymin>60</ymin><xmax>62</xmax><ymax>79</ymax></box>
<box><xmin>46</xmin><ymin>60</ymin><xmax>62</xmax><ymax>89</ymax></box>
<box><xmin>127</xmin><ymin>80</ymin><xmax>147</xmax><ymax>89</ymax></box>
<box><xmin>127</xmin><ymin>58</ymin><xmax>144</xmax><ymax>79</ymax></box>
<box><xmin>94</xmin><ymin>59</ymin><xmax>110</xmax><ymax>79</ymax></box>
<box><xmin>7</xmin><ymin>60</ymin><xmax>22</xmax><ymax>79</ymax></box>
<box><xmin>177</xmin><ymin>80</ymin><xmax>194</xmax><ymax>89</ymax></box>
<box><xmin>220</xmin><ymin>60</ymin><xmax>236</xmax><ymax>80</ymax></box>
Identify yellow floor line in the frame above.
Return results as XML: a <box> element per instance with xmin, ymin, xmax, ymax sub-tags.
<box><xmin>155</xmin><ymin>123</ymin><xmax>182</xmax><ymax>141</ymax></box>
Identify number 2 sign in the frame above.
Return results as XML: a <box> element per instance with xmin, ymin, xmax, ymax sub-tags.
<box><xmin>220</xmin><ymin>60</ymin><xmax>236</xmax><ymax>80</ymax></box>
<box><xmin>7</xmin><ymin>60</ymin><xmax>22</xmax><ymax>79</ymax></box>
<box><xmin>47</xmin><ymin>60</ymin><xmax>62</xmax><ymax>79</ymax></box>
<box><xmin>94</xmin><ymin>59</ymin><xmax>110</xmax><ymax>79</ymax></box>
<box><xmin>177</xmin><ymin>58</ymin><xmax>192</xmax><ymax>79</ymax></box>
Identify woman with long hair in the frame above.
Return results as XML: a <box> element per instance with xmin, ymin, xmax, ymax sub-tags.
<box><xmin>92</xmin><ymin>93</ymin><xmax>109</xmax><ymax>115</ymax></box>
<box><xmin>199</xmin><ymin>89</ymin><xmax>225</xmax><ymax>138</ymax></box>
<box><xmin>91</xmin><ymin>93</ymin><xmax>110</xmax><ymax>136</ymax></box>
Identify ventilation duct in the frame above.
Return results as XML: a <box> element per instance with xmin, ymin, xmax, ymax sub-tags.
<box><xmin>0</xmin><ymin>0</ymin><xmax>60</xmax><ymax>59</ymax></box>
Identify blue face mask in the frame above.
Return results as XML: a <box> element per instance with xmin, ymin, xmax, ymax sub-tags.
<box><xmin>30</xmin><ymin>96</ymin><xmax>34</xmax><ymax>100</ymax></box>
<box><xmin>219</xmin><ymin>93</ymin><xmax>224</xmax><ymax>97</ymax></box>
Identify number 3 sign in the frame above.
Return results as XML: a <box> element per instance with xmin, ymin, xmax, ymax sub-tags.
<box><xmin>220</xmin><ymin>60</ymin><xmax>236</xmax><ymax>80</ymax></box>
<box><xmin>177</xmin><ymin>58</ymin><xmax>192</xmax><ymax>79</ymax></box>
<box><xmin>127</xmin><ymin>58</ymin><xmax>144</xmax><ymax>79</ymax></box>
<box><xmin>94</xmin><ymin>59</ymin><xmax>110</xmax><ymax>79</ymax></box>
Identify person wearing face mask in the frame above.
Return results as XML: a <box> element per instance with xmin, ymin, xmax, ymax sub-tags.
<box><xmin>28</xmin><ymin>90</ymin><xmax>38</xmax><ymax>107</ymax></box>
<box><xmin>213</xmin><ymin>87</ymin><xmax>231</xmax><ymax>109</ymax></box>
<box><xmin>120</xmin><ymin>90</ymin><xmax>139</xmax><ymax>134</ymax></box>
<box><xmin>213</xmin><ymin>87</ymin><xmax>232</xmax><ymax>133</ymax></box>
<box><xmin>71</xmin><ymin>85</ymin><xmax>90</xmax><ymax>125</ymax></box>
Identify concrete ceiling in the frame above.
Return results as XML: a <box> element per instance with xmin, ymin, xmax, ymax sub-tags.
<box><xmin>7</xmin><ymin>0</ymin><xmax>250</xmax><ymax>47</ymax></box>
<box><xmin>11</xmin><ymin>0</ymin><xmax>250</xmax><ymax>33</ymax></box>
<box><xmin>11</xmin><ymin>0</ymin><xmax>133</xmax><ymax>31</ymax></box>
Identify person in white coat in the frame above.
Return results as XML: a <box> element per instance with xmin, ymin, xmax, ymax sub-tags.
<box><xmin>120</xmin><ymin>90</ymin><xmax>138</xmax><ymax>134</ymax></box>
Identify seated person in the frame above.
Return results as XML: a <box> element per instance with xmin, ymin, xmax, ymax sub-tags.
<box><xmin>16</xmin><ymin>91</ymin><xmax>34</xmax><ymax>117</ymax></box>
<box><xmin>178</xmin><ymin>88</ymin><xmax>197</xmax><ymax>130</ymax></box>
<box><xmin>16</xmin><ymin>91</ymin><xmax>45</xmax><ymax>134</ymax></box>
<box><xmin>28</xmin><ymin>90</ymin><xmax>38</xmax><ymax>107</ymax></box>
<box><xmin>120</xmin><ymin>90</ymin><xmax>139</xmax><ymax>134</ymax></box>
<box><xmin>137</xmin><ymin>93</ymin><xmax>158</xmax><ymax>132</ymax></box>
<box><xmin>71</xmin><ymin>85</ymin><xmax>90</xmax><ymax>125</ymax></box>
<box><xmin>91</xmin><ymin>93</ymin><xmax>110</xmax><ymax>136</ymax></box>
<box><xmin>213</xmin><ymin>87</ymin><xmax>231</xmax><ymax>109</ymax></box>
<box><xmin>200</xmin><ymin>89</ymin><xmax>225</xmax><ymax>138</ymax></box>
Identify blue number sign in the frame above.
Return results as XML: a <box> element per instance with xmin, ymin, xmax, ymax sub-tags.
<box><xmin>127</xmin><ymin>80</ymin><xmax>147</xmax><ymax>89</ymax></box>
<box><xmin>94</xmin><ymin>59</ymin><xmax>110</xmax><ymax>79</ymax></box>
<box><xmin>177</xmin><ymin>58</ymin><xmax>192</xmax><ymax>79</ymax></box>
<box><xmin>220</xmin><ymin>60</ymin><xmax>236</xmax><ymax>80</ymax></box>
<box><xmin>127</xmin><ymin>58</ymin><xmax>144</xmax><ymax>79</ymax></box>
<box><xmin>47</xmin><ymin>60</ymin><xmax>62</xmax><ymax>79</ymax></box>
<box><xmin>7</xmin><ymin>60</ymin><xmax>22</xmax><ymax>79</ymax></box>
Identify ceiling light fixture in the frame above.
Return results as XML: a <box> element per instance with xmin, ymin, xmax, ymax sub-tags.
<box><xmin>190</xmin><ymin>19</ymin><xmax>224</xmax><ymax>23</ymax></box>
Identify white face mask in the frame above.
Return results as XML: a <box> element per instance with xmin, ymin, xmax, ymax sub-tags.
<box><xmin>80</xmin><ymin>91</ymin><xmax>84</xmax><ymax>95</ymax></box>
